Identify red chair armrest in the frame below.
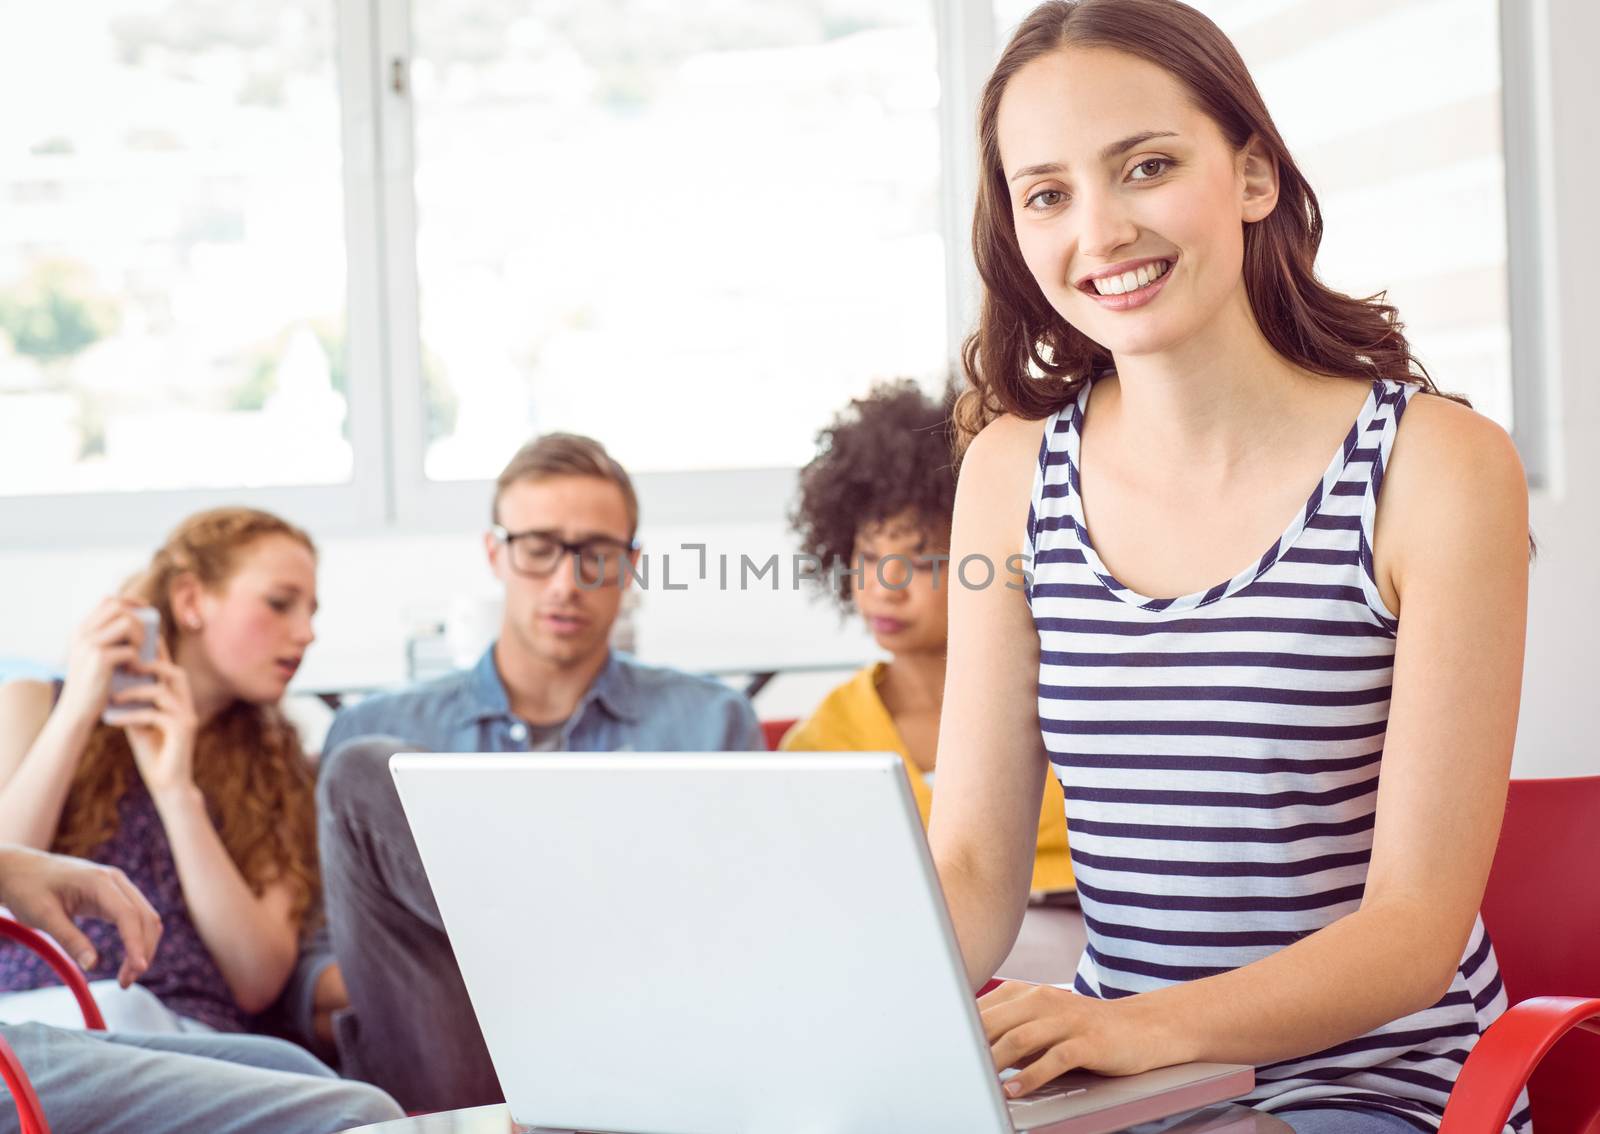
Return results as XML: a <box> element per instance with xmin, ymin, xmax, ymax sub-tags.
<box><xmin>0</xmin><ymin>1030</ymin><xmax>52</xmax><ymax>1134</ymax></box>
<box><xmin>976</xmin><ymin>978</ymin><xmax>1044</xmax><ymax>997</ymax></box>
<box><xmin>1438</xmin><ymin>995</ymin><xmax>1600</xmax><ymax>1134</ymax></box>
<box><xmin>0</xmin><ymin>916</ymin><xmax>107</xmax><ymax>1031</ymax></box>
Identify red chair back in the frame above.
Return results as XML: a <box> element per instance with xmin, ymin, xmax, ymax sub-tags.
<box><xmin>1478</xmin><ymin>776</ymin><xmax>1600</xmax><ymax>1133</ymax></box>
<box><xmin>0</xmin><ymin>1032</ymin><xmax>50</xmax><ymax>1134</ymax></box>
<box><xmin>760</xmin><ymin>719</ymin><xmax>797</xmax><ymax>752</ymax></box>
<box><xmin>0</xmin><ymin>918</ymin><xmax>107</xmax><ymax>1030</ymax></box>
<box><xmin>0</xmin><ymin>915</ymin><xmax>98</xmax><ymax>1134</ymax></box>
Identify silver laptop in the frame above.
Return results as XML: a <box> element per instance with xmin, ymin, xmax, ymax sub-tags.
<box><xmin>391</xmin><ymin>752</ymin><xmax>1252</xmax><ymax>1134</ymax></box>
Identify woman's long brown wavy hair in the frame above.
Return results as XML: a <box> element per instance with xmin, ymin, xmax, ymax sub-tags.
<box><xmin>52</xmin><ymin>508</ymin><xmax>322</xmax><ymax>926</ymax></box>
<box><xmin>955</xmin><ymin>0</ymin><xmax>1446</xmax><ymax>452</ymax></box>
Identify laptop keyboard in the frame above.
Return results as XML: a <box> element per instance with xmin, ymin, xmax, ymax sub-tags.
<box><xmin>1005</xmin><ymin>1082</ymin><xmax>1090</xmax><ymax>1114</ymax></box>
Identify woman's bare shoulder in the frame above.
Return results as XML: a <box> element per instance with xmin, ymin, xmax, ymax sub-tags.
<box><xmin>1386</xmin><ymin>393</ymin><xmax>1526</xmax><ymax>519</ymax></box>
<box><xmin>955</xmin><ymin>414</ymin><xmax>1055</xmax><ymax>555</ymax></box>
<box><xmin>0</xmin><ymin>679</ymin><xmax>57</xmax><ymax>718</ymax></box>
<box><xmin>0</xmin><ymin>679</ymin><xmax>60</xmax><ymax>764</ymax></box>
<box><xmin>960</xmin><ymin>413</ymin><xmax>1051</xmax><ymax>488</ymax></box>
<box><xmin>1379</xmin><ymin>391</ymin><xmax>1528</xmax><ymax>592</ymax></box>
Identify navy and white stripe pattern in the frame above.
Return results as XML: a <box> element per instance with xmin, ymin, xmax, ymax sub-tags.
<box><xmin>1025</xmin><ymin>378</ymin><xmax>1528</xmax><ymax>1132</ymax></box>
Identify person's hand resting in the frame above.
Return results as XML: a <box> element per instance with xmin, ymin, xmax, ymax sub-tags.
<box><xmin>982</xmin><ymin>980</ymin><xmax>1169</xmax><ymax>1097</ymax></box>
<box><xmin>0</xmin><ymin>844</ymin><xmax>163</xmax><ymax>988</ymax></box>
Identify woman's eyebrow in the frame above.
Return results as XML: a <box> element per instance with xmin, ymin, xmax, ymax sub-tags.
<box><xmin>1007</xmin><ymin>129</ymin><xmax>1181</xmax><ymax>182</ymax></box>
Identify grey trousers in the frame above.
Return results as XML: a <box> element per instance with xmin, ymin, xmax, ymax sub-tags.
<box><xmin>317</xmin><ymin>737</ymin><xmax>502</xmax><ymax>1114</ymax></box>
<box><xmin>0</xmin><ymin>1022</ymin><xmax>402</xmax><ymax>1134</ymax></box>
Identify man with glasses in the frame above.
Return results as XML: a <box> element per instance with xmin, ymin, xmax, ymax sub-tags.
<box><xmin>314</xmin><ymin>433</ymin><xmax>763</xmax><ymax>1112</ymax></box>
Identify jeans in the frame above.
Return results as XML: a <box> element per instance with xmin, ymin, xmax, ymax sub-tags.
<box><xmin>318</xmin><ymin>737</ymin><xmax>501</xmax><ymax>1113</ymax></box>
<box><xmin>1277</xmin><ymin>1108</ymin><xmax>1425</xmax><ymax>1133</ymax></box>
<box><xmin>0</xmin><ymin>1022</ymin><xmax>402</xmax><ymax>1134</ymax></box>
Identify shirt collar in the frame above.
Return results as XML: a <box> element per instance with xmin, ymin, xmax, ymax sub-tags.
<box><xmin>586</xmin><ymin>651</ymin><xmax>641</xmax><ymax>724</ymax></box>
<box><xmin>463</xmin><ymin>645</ymin><xmax>513</xmax><ymax>721</ymax></box>
<box><xmin>462</xmin><ymin>642</ymin><xmax>640</xmax><ymax>726</ymax></box>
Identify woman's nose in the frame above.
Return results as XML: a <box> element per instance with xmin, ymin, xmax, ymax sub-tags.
<box><xmin>1074</xmin><ymin>186</ymin><xmax>1140</xmax><ymax>263</ymax></box>
<box><xmin>875</xmin><ymin>558</ymin><xmax>913</xmax><ymax>595</ymax></box>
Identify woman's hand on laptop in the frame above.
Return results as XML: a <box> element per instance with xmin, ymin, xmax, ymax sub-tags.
<box><xmin>980</xmin><ymin>980</ymin><xmax>1173</xmax><ymax>1097</ymax></box>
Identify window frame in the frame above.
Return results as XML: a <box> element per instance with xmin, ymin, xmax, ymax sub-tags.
<box><xmin>0</xmin><ymin>0</ymin><xmax>392</xmax><ymax>547</ymax></box>
<box><xmin>1499</xmin><ymin>0</ymin><xmax>1557</xmax><ymax>488</ymax></box>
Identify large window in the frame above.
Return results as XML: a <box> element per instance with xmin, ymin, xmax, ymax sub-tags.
<box><xmin>409</xmin><ymin>2</ymin><xmax>947</xmax><ymax>478</ymax></box>
<box><xmin>0</xmin><ymin>0</ymin><xmax>1531</xmax><ymax>540</ymax></box>
<box><xmin>0</xmin><ymin>2</ymin><xmax>351</xmax><ymax>497</ymax></box>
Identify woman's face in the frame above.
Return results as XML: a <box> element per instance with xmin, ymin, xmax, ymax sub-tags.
<box><xmin>852</xmin><ymin>512</ymin><xmax>949</xmax><ymax>658</ymax></box>
<box><xmin>997</xmin><ymin>46</ymin><xmax>1275</xmax><ymax>359</ymax></box>
<box><xmin>192</xmin><ymin>535</ymin><xmax>319</xmax><ymax>704</ymax></box>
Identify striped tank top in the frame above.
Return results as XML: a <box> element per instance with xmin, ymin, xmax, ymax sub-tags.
<box><xmin>1024</xmin><ymin>377</ymin><xmax>1529</xmax><ymax>1132</ymax></box>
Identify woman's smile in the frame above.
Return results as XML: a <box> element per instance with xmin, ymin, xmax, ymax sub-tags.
<box><xmin>1076</xmin><ymin>255</ymin><xmax>1176</xmax><ymax>311</ymax></box>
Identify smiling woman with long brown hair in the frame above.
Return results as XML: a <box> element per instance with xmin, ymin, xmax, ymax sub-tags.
<box><xmin>0</xmin><ymin>507</ymin><xmax>323</xmax><ymax>1033</ymax></box>
<box><xmin>928</xmin><ymin>2</ymin><xmax>1530</xmax><ymax>1131</ymax></box>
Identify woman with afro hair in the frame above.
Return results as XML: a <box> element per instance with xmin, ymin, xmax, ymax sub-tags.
<box><xmin>782</xmin><ymin>379</ymin><xmax>1072</xmax><ymax>894</ymax></box>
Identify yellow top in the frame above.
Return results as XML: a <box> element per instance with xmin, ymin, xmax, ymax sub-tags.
<box><xmin>779</xmin><ymin>664</ymin><xmax>1074</xmax><ymax>893</ymax></box>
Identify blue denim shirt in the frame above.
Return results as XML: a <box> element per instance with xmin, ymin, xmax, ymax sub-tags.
<box><xmin>323</xmin><ymin>645</ymin><xmax>764</xmax><ymax>757</ymax></box>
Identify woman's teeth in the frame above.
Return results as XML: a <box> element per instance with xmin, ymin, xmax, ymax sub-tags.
<box><xmin>1092</xmin><ymin>259</ymin><xmax>1171</xmax><ymax>296</ymax></box>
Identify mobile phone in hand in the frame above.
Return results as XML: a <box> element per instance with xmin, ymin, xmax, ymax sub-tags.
<box><xmin>102</xmin><ymin>606</ymin><xmax>160</xmax><ymax>726</ymax></box>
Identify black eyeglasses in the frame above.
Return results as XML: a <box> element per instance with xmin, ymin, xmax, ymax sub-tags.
<box><xmin>492</xmin><ymin>525</ymin><xmax>638</xmax><ymax>585</ymax></box>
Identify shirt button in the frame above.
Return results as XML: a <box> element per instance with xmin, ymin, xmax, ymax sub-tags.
<box><xmin>508</xmin><ymin>722</ymin><xmax>528</xmax><ymax>743</ymax></box>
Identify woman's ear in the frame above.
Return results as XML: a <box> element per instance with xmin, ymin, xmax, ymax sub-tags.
<box><xmin>167</xmin><ymin>572</ymin><xmax>204</xmax><ymax>633</ymax></box>
<box><xmin>1238</xmin><ymin>135</ymin><xmax>1279</xmax><ymax>224</ymax></box>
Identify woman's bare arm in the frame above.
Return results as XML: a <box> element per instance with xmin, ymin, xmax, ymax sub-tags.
<box><xmin>114</xmin><ymin>656</ymin><xmax>303</xmax><ymax>1014</ymax></box>
<box><xmin>0</xmin><ymin>680</ymin><xmax>98</xmax><ymax>848</ymax></box>
<box><xmin>929</xmin><ymin>413</ymin><xmax>1058</xmax><ymax>987</ymax></box>
<box><xmin>0</xmin><ymin>600</ymin><xmax>148</xmax><ymax>847</ymax></box>
<box><xmin>153</xmin><ymin>784</ymin><xmax>302</xmax><ymax>1013</ymax></box>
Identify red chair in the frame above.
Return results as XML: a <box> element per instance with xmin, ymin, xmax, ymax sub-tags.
<box><xmin>0</xmin><ymin>1036</ymin><xmax>49</xmax><ymax>1134</ymax></box>
<box><xmin>0</xmin><ymin>915</ymin><xmax>109</xmax><ymax>1134</ymax></box>
<box><xmin>760</xmin><ymin>719</ymin><xmax>797</xmax><ymax>752</ymax></box>
<box><xmin>1439</xmin><ymin>776</ymin><xmax>1600</xmax><ymax>1134</ymax></box>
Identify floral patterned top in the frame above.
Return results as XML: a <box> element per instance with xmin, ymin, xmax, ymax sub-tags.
<box><xmin>0</xmin><ymin>689</ymin><xmax>245</xmax><ymax>1032</ymax></box>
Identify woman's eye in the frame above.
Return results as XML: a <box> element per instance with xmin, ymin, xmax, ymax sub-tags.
<box><xmin>1129</xmin><ymin>158</ymin><xmax>1170</xmax><ymax>181</ymax></box>
<box><xmin>267</xmin><ymin>598</ymin><xmax>291</xmax><ymax>614</ymax></box>
<box><xmin>1024</xmin><ymin>188</ymin><xmax>1066</xmax><ymax>211</ymax></box>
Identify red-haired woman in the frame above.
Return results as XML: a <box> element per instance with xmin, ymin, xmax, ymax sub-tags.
<box><xmin>929</xmin><ymin>3</ymin><xmax>1529</xmax><ymax>1131</ymax></box>
<box><xmin>0</xmin><ymin>508</ymin><xmax>329</xmax><ymax>1035</ymax></box>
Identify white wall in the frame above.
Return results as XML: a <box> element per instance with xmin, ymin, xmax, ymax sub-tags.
<box><xmin>1513</xmin><ymin>0</ymin><xmax>1600</xmax><ymax>778</ymax></box>
<box><xmin>1</xmin><ymin>2</ymin><xmax>1596</xmax><ymax>776</ymax></box>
